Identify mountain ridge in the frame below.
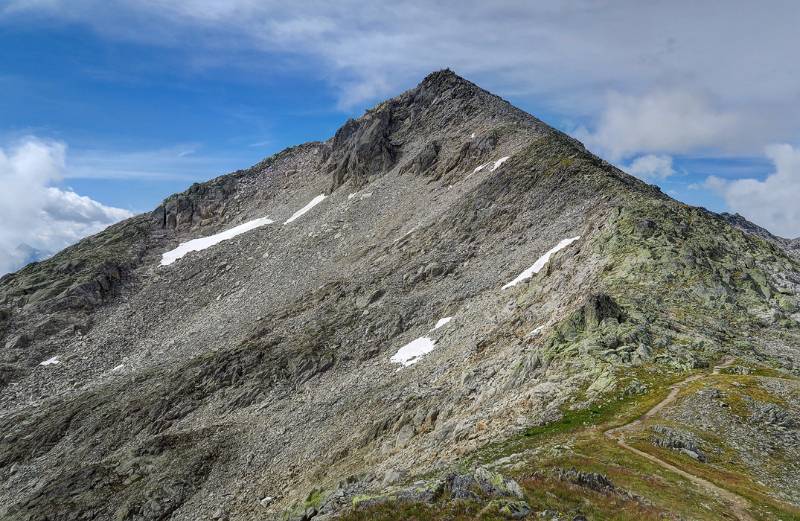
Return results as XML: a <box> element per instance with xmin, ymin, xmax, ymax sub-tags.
<box><xmin>1</xmin><ymin>70</ymin><xmax>799</xmax><ymax>521</ymax></box>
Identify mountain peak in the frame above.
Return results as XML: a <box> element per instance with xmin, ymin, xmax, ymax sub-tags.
<box><xmin>417</xmin><ymin>68</ymin><xmax>476</xmax><ymax>92</ymax></box>
<box><xmin>322</xmin><ymin>69</ymin><xmax>555</xmax><ymax>190</ymax></box>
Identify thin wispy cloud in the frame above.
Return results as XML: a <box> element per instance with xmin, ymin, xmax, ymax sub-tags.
<box><xmin>65</xmin><ymin>144</ymin><xmax>243</xmax><ymax>181</ymax></box>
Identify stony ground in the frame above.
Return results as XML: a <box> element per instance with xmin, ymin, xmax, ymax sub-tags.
<box><xmin>1</xmin><ymin>70</ymin><xmax>799</xmax><ymax>521</ymax></box>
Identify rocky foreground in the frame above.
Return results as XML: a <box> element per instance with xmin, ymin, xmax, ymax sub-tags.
<box><xmin>1</xmin><ymin>70</ymin><xmax>799</xmax><ymax>520</ymax></box>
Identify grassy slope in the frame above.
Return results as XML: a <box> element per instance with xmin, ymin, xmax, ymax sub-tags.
<box><xmin>343</xmin><ymin>361</ymin><xmax>800</xmax><ymax>520</ymax></box>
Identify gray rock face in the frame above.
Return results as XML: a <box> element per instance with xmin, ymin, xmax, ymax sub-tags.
<box><xmin>326</xmin><ymin>109</ymin><xmax>398</xmax><ymax>190</ymax></box>
<box><xmin>750</xmin><ymin>401</ymin><xmax>796</xmax><ymax>428</ymax></box>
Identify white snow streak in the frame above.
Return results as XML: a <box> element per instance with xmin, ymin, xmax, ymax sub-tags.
<box><xmin>502</xmin><ymin>236</ymin><xmax>581</xmax><ymax>289</ymax></box>
<box><xmin>470</xmin><ymin>156</ymin><xmax>510</xmax><ymax>177</ymax></box>
<box><xmin>433</xmin><ymin>317</ymin><xmax>453</xmax><ymax>330</ymax></box>
<box><xmin>40</xmin><ymin>356</ymin><xmax>59</xmax><ymax>366</ymax></box>
<box><xmin>160</xmin><ymin>217</ymin><xmax>274</xmax><ymax>266</ymax></box>
<box><xmin>473</xmin><ymin>162</ymin><xmax>489</xmax><ymax>174</ymax></box>
<box><xmin>348</xmin><ymin>192</ymin><xmax>357</xmax><ymax>200</ymax></box>
<box><xmin>284</xmin><ymin>194</ymin><xmax>327</xmax><ymax>224</ymax></box>
<box><xmin>490</xmin><ymin>156</ymin><xmax>510</xmax><ymax>171</ymax></box>
<box><xmin>390</xmin><ymin>337</ymin><xmax>436</xmax><ymax>367</ymax></box>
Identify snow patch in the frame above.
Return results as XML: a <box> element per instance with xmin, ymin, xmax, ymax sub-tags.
<box><xmin>348</xmin><ymin>192</ymin><xmax>372</xmax><ymax>201</ymax></box>
<box><xmin>394</xmin><ymin>225</ymin><xmax>418</xmax><ymax>243</ymax></box>
<box><xmin>112</xmin><ymin>364</ymin><xmax>124</xmax><ymax>372</ymax></box>
<box><xmin>502</xmin><ymin>236</ymin><xmax>581</xmax><ymax>289</ymax></box>
<box><xmin>527</xmin><ymin>326</ymin><xmax>544</xmax><ymax>337</ymax></box>
<box><xmin>390</xmin><ymin>337</ymin><xmax>436</xmax><ymax>367</ymax></box>
<box><xmin>284</xmin><ymin>194</ymin><xmax>327</xmax><ymax>224</ymax></box>
<box><xmin>490</xmin><ymin>156</ymin><xmax>510</xmax><ymax>171</ymax></box>
<box><xmin>40</xmin><ymin>356</ymin><xmax>59</xmax><ymax>366</ymax></box>
<box><xmin>433</xmin><ymin>317</ymin><xmax>453</xmax><ymax>330</ymax></box>
<box><xmin>161</xmin><ymin>217</ymin><xmax>274</xmax><ymax>266</ymax></box>
<box><xmin>472</xmin><ymin>162</ymin><xmax>490</xmax><ymax>174</ymax></box>
<box><xmin>469</xmin><ymin>156</ymin><xmax>510</xmax><ymax>177</ymax></box>
<box><xmin>470</xmin><ymin>132</ymin><xmax>476</xmax><ymax>139</ymax></box>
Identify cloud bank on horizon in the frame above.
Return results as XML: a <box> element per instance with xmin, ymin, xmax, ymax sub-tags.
<box><xmin>0</xmin><ymin>138</ymin><xmax>132</xmax><ymax>275</ymax></box>
<box><xmin>0</xmin><ymin>0</ymin><xmax>799</xmax><ymax>274</ymax></box>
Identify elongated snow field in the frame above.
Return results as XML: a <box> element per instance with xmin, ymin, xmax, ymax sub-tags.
<box><xmin>284</xmin><ymin>194</ymin><xmax>327</xmax><ymax>224</ymax></box>
<box><xmin>502</xmin><ymin>236</ymin><xmax>580</xmax><ymax>289</ymax></box>
<box><xmin>161</xmin><ymin>217</ymin><xmax>274</xmax><ymax>266</ymax></box>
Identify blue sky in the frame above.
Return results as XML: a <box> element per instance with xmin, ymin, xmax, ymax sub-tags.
<box><xmin>1</xmin><ymin>22</ymin><xmax>347</xmax><ymax>211</ymax></box>
<box><xmin>1</xmin><ymin>1</ymin><xmax>799</xmax><ymax>274</ymax></box>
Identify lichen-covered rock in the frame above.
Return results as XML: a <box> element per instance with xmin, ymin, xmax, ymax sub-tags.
<box><xmin>651</xmin><ymin>425</ymin><xmax>708</xmax><ymax>462</ymax></box>
<box><xmin>555</xmin><ymin>468</ymin><xmax>615</xmax><ymax>492</ymax></box>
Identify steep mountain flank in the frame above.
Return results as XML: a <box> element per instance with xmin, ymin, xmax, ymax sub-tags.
<box><xmin>1</xmin><ymin>71</ymin><xmax>799</xmax><ymax>521</ymax></box>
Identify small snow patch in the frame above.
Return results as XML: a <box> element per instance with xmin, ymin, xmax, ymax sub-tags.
<box><xmin>284</xmin><ymin>194</ymin><xmax>327</xmax><ymax>224</ymax></box>
<box><xmin>390</xmin><ymin>337</ymin><xmax>436</xmax><ymax>367</ymax></box>
<box><xmin>348</xmin><ymin>192</ymin><xmax>357</xmax><ymax>200</ymax></box>
<box><xmin>161</xmin><ymin>217</ymin><xmax>274</xmax><ymax>266</ymax></box>
<box><xmin>40</xmin><ymin>356</ymin><xmax>59</xmax><ymax>366</ymax></box>
<box><xmin>527</xmin><ymin>326</ymin><xmax>544</xmax><ymax>338</ymax></box>
<box><xmin>433</xmin><ymin>317</ymin><xmax>453</xmax><ymax>330</ymax></box>
<box><xmin>489</xmin><ymin>156</ymin><xmax>510</xmax><ymax>171</ymax></box>
<box><xmin>112</xmin><ymin>364</ymin><xmax>124</xmax><ymax>372</ymax></box>
<box><xmin>394</xmin><ymin>225</ymin><xmax>418</xmax><ymax>243</ymax></box>
<box><xmin>470</xmin><ymin>132</ymin><xmax>476</xmax><ymax>139</ymax></box>
<box><xmin>502</xmin><ymin>236</ymin><xmax>581</xmax><ymax>289</ymax></box>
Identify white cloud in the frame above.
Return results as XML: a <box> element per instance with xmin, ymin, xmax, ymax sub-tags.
<box><xmin>576</xmin><ymin>91</ymin><xmax>742</xmax><ymax>160</ymax></box>
<box><xmin>623</xmin><ymin>154</ymin><xmax>676</xmax><ymax>180</ymax></box>
<box><xmin>705</xmin><ymin>144</ymin><xmax>800</xmax><ymax>239</ymax></box>
<box><xmin>0</xmin><ymin>137</ymin><xmax>133</xmax><ymax>275</ymax></box>
<box><xmin>4</xmin><ymin>1</ymin><xmax>799</xmax><ymax>122</ymax></box>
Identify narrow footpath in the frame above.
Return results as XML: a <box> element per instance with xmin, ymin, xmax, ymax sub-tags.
<box><xmin>604</xmin><ymin>358</ymin><xmax>756</xmax><ymax>521</ymax></box>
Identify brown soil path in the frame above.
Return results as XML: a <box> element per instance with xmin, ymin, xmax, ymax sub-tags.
<box><xmin>604</xmin><ymin>357</ymin><xmax>756</xmax><ymax>521</ymax></box>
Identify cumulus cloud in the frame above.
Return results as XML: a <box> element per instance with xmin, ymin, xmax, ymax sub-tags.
<box><xmin>0</xmin><ymin>138</ymin><xmax>133</xmax><ymax>275</ymax></box>
<box><xmin>577</xmin><ymin>91</ymin><xmax>742</xmax><ymax>160</ymax></box>
<box><xmin>705</xmin><ymin>144</ymin><xmax>800</xmax><ymax>238</ymax></box>
<box><xmin>623</xmin><ymin>154</ymin><xmax>676</xmax><ymax>180</ymax></box>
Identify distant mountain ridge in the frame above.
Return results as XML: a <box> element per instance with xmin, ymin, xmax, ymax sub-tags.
<box><xmin>720</xmin><ymin>211</ymin><xmax>800</xmax><ymax>257</ymax></box>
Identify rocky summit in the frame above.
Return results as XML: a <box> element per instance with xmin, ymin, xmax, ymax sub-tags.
<box><xmin>1</xmin><ymin>70</ymin><xmax>799</xmax><ymax>521</ymax></box>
